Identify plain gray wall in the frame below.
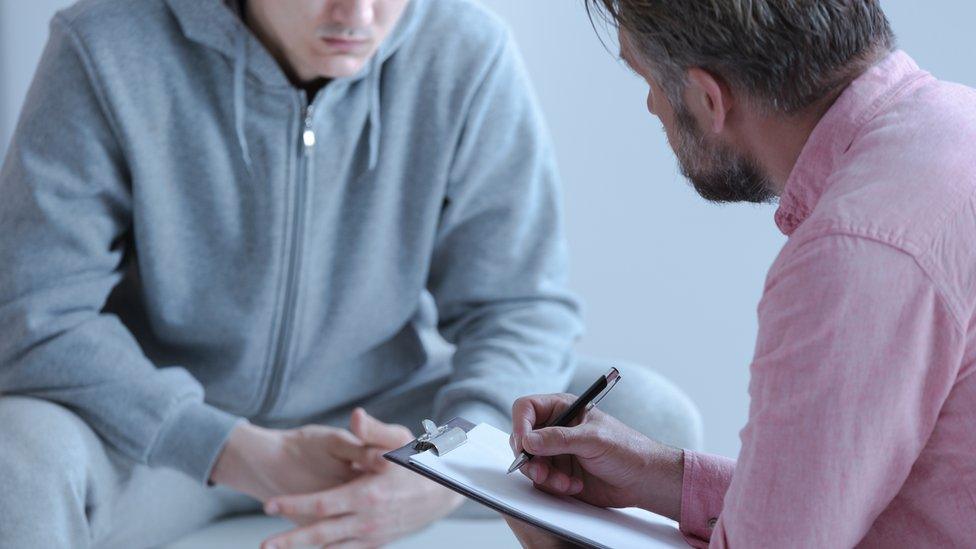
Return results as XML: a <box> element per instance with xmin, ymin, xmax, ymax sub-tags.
<box><xmin>1</xmin><ymin>1</ymin><xmax>974</xmax><ymax>459</ymax></box>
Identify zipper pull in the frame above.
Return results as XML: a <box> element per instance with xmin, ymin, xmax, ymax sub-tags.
<box><xmin>302</xmin><ymin>105</ymin><xmax>316</xmax><ymax>151</ymax></box>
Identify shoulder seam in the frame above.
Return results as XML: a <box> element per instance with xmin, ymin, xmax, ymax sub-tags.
<box><xmin>794</xmin><ymin>231</ymin><xmax>966</xmax><ymax>334</ymax></box>
<box><xmin>50</xmin><ymin>14</ymin><xmax>126</xmax><ymax>154</ymax></box>
<box><xmin>444</xmin><ymin>26</ymin><xmax>511</xmax><ymax>197</ymax></box>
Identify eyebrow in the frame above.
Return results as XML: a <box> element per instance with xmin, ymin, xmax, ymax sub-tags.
<box><xmin>617</xmin><ymin>48</ymin><xmax>630</xmax><ymax>67</ymax></box>
<box><xmin>618</xmin><ymin>49</ymin><xmax>640</xmax><ymax>75</ymax></box>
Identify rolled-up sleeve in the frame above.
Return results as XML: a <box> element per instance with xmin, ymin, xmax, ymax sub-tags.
<box><xmin>678</xmin><ymin>234</ymin><xmax>963</xmax><ymax>547</ymax></box>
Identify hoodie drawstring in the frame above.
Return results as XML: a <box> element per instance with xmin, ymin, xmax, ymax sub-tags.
<box><xmin>232</xmin><ymin>30</ymin><xmax>382</xmax><ymax>173</ymax></box>
<box><xmin>233</xmin><ymin>31</ymin><xmax>252</xmax><ymax>171</ymax></box>
<box><xmin>366</xmin><ymin>55</ymin><xmax>381</xmax><ymax>171</ymax></box>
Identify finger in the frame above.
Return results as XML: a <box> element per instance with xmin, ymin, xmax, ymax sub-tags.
<box><xmin>511</xmin><ymin>396</ymin><xmax>537</xmax><ymax>455</ymax></box>
<box><xmin>539</xmin><ymin>455</ymin><xmax>583</xmax><ymax>496</ymax></box>
<box><xmin>529</xmin><ymin>461</ymin><xmax>579</xmax><ymax>497</ymax></box>
<box><xmin>520</xmin><ymin>456</ymin><xmax>559</xmax><ymax>485</ymax></box>
<box><xmin>567</xmin><ymin>476</ymin><xmax>584</xmax><ymax>495</ymax></box>
<box><xmin>261</xmin><ymin>515</ymin><xmax>360</xmax><ymax>549</ymax></box>
<box><xmin>511</xmin><ymin>394</ymin><xmax>575</xmax><ymax>453</ymax></box>
<box><xmin>533</xmin><ymin>474</ymin><xmax>584</xmax><ymax>499</ymax></box>
<box><xmin>527</xmin><ymin>460</ymin><xmax>550</xmax><ymax>485</ymax></box>
<box><xmin>350</xmin><ymin>407</ymin><xmax>414</xmax><ymax>449</ymax></box>
<box><xmin>284</xmin><ymin>513</ymin><xmax>323</xmax><ymax>528</ymax></box>
<box><xmin>568</xmin><ymin>458</ymin><xmax>585</xmax><ymax>495</ymax></box>
<box><xmin>265</xmin><ymin>483</ymin><xmax>359</xmax><ymax>518</ymax></box>
<box><xmin>329</xmin><ymin>541</ymin><xmax>371</xmax><ymax>549</ymax></box>
<box><xmin>291</xmin><ymin>425</ymin><xmax>369</xmax><ymax>473</ymax></box>
<box><xmin>325</xmin><ymin>427</ymin><xmax>372</xmax><ymax>466</ymax></box>
<box><xmin>522</xmin><ymin>425</ymin><xmax>603</xmax><ymax>459</ymax></box>
<box><xmin>519</xmin><ymin>458</ymin><xmax>535</xmax><ymax>481</ymax></box>
<box><xmin>545</xmin><ymin>466</ymin><xmax>576</xmax><ymax>494</ymax></box>
<box><xmin>553</xmin><ymin>454</ymin><xmax>574</xmax><ymax>481</ymax></box>
<box><xmin>362</xmin><ymin>445</ymin><xmax>391</xmax><ymax>472</ymax></box>
<box><xmin>532</xmin><ymin>478</ymin><xmax>571</xmax><ymax>499</ymax></box>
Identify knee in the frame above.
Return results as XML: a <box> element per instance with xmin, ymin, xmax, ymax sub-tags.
<box><xmin>572</xmin><ymin>358</ymin><xmax>704</xmax><ymax>451</ymax></box>
<box><xmin>0</xmin><ymin>396</ymin><xmax>91</xmax><ymax>493</ymax></box>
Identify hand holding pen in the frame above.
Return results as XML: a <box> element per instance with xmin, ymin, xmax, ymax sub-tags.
<box><xmin>507</xmin><ymin>368</ymin><xmax>685</xmax><ymax>519</ymax></box>
<box><xmin>508</xmin><ymin>367</ymin><xmax>622</xmax><ymax>474</ymax></box>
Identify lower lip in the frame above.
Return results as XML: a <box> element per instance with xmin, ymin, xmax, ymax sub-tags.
<box><xmin>321</xmin><ymin>38</ymin><xmax>367</xmax><ymax>52</ymax></box>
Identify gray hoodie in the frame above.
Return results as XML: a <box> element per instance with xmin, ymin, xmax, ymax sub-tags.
<box><xmin>0</xmin><ymin>0</ymin><xmax>582</xmax><ymax>484</ymax></box>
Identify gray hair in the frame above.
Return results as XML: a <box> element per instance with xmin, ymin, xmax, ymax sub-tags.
<box><xmin>586</xmin><ymin>0</ymin><xmax>895</xmax><ymax>113</ymax></box>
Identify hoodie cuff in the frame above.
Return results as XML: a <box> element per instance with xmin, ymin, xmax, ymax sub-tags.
<box><xmin>436</xmin><ymin>401</ymin><xmax>510</xmax><ymax>433</ymax></box>
<box><xmin>147</xmin><ymin>400</ymin><xmax>244</xmax><ymax>485</ymax></box>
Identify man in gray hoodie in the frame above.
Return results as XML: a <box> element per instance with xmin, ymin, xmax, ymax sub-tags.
<box><xmin>0</xmin><ymin>0</ymin><xmax>701</xmax><ymax>546</ymax></box>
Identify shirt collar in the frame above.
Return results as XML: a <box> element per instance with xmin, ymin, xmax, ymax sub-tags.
<box><xmin>774</xmin><ymin>50</ymin><xmax>927</xmax><ymax>235</ymax></box>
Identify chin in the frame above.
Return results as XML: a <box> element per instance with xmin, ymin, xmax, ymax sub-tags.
<box><xmin>315</xmin><ymin>55</ymin><xmax>368</xmax><ymax>79</ymax></box>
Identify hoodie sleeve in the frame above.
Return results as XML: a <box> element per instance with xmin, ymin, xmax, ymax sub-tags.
<box><xmin>0</xmin><ymin>16</ymin><xmax>241</xmax><ymax>484</ymax></box>
<box><xmin>427</xmin><ymin>29</ymin><xmax>584</xmax><ymax>430</ymax></box>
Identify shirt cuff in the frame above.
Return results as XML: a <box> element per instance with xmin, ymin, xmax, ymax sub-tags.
<box><xmin>146</xmin><ymin>400</ymin><xmax>244</xmax><ymax>485</ymax></box>
<box><xmin>680</xmin><ymin>450</ymin><xmax>736</xmax><ymax>546</ymax></box>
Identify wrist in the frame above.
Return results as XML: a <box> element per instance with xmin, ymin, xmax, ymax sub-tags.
<box><xmin>210</xmin><ymin>422</ymin><xmax>281</xmax><ymax>495</ymax></box>
<box><xmin>636</xmin><ymin>441</ymin><xmax>685</xmax><ymax>521</ymax></box>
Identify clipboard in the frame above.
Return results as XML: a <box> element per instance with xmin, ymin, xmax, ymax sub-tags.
<box><xmin>384</xmin><ymin>417</ymin><xmax>681</xmax><ymax>549</ymax></box>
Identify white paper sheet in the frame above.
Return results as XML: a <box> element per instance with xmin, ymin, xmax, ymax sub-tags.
<box><xmin>410</xmin><ymin>423</ymin><xmax>685</xmax><ymax>549</ymax></box>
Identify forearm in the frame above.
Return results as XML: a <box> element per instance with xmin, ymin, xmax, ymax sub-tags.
<box><xmin>435</xmin><ymin>296</ymin><xmax>580</xmax><ymax>429</ymax></box>
<box><xmin>428</xmin><ymin>22</ymin><xmax>582</xmax><ymax>423</ymax></box>
<box><xmin>435</xmin><ymin>301</ymin><xmax>581</xmax><ymax>427</ymax></box>
<box><xmin>0</xmin><ymin>309</ymin><xmax>240</xmax><ymax>483</ymax></box>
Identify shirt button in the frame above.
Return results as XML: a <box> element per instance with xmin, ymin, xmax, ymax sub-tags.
<box><xmin>707</xmin><ymin>518</ymin><xmax>718</xmax><ymax>529</ymax></box>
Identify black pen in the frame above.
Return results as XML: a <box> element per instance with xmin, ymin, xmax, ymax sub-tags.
<box><xmin>507</xmin><ymin>367</ymin><xmax>622</xmax><ymax>474</ymax></box>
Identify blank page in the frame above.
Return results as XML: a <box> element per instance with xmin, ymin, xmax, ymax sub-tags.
<box><xmin>410</xmin><ymin>423</ymin><xmax>685</xmax><ymax>549</ymax></box>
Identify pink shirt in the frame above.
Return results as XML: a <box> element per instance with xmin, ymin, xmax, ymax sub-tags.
<box><xmin>679</xmin><ymin>51</ymin><xmax>976</xmax><ymax>547</ymax></box>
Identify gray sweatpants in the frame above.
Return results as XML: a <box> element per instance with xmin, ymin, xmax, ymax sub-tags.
<box><xmin>0</xmin><ymin>357</ymin><xmax>702</xmax><ymax>548</ymax></box>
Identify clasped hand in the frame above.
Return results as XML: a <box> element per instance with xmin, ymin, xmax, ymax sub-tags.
<box><xmin>211</xmin><ymin>408</ymin><xmax>462</xmax><ymax>548</ymax></box>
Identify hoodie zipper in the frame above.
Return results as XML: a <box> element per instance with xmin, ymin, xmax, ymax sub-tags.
<box><xmin>257</xmin><ymin>100</ymin><xmax>315</xmax><ymax>416</ymax></box>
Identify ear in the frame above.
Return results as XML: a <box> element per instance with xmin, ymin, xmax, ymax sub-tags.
<box><xmin>685</xmin><ymin>68</ymin><xmax>732</xmax><ymax>134</ymax></box>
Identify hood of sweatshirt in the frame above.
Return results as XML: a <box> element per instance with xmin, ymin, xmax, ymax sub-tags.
<box><xmin>166</xmin><ymin>0</ymin><xmax>421</xmax><ymax>171</ymax></box>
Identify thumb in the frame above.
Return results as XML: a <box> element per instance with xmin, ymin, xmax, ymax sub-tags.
<box><xmin>350</xmin><ymin>408</ymin><xmax>414</xmax><ymax>450</ymax></box>
<box><xmin>523</xmin><ymin>425</ymin><xmax>597</xmax><ymax>458</ymax></box>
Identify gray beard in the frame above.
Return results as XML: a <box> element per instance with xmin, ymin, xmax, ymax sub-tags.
<box><xmin>670</xmin><ymin>104</ymin><xmax>777</xmax><ymax>205</ymax></box>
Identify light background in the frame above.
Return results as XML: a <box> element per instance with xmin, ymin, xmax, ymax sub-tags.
<box><xmin>1</xmin><ymin>0</ymin><xmax>973</xmax><ymax>459</ymax></box>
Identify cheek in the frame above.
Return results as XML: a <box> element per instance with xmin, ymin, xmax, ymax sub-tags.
<box><xmin>374</xmin><ymin>0</ymin><xmax>408</xmax><ymax>34</ymax></box>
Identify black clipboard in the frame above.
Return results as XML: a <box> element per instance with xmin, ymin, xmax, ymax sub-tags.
<box><xmin>384</xmin><ymin>417</ymin><xmax>602</xmax><ymax>548</ymax></box>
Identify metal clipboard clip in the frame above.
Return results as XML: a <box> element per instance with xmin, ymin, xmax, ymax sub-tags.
<box><xmin>414</xmin><ymin>419</ymin><xmax>468</xmax><ymax>456</ymax></box>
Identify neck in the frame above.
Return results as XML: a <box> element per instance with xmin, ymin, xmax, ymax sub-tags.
<box><xmin>242</xmin><ymin>0</ymin><xmax>308</xmax><ymax>88</ymax></box>
<box><xmin>739</xmin><ymin>92</ymin><xmax>841</xmax><ymax>195</ymax></box>
<box><xmin>740</xmin><ymin>51</ymin><xmax>891</xmax><ymax>194</ymax></box>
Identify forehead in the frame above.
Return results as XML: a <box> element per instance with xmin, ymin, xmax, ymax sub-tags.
<box><xmin>617</xmin><ymin>31</ymin><xmax>644</xmax><ymax>73</ymax></box>
<box><xmin>616</xmin><ymin>31</ymin><xmax>629</xmax><ymax>60</ymax></box>
<box><xmin>616</xmin><ymin>31</ymin><xmax>639</xmax><ymax>66</ymax></box>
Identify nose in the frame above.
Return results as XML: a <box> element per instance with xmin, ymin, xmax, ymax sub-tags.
<box><xmin>329</xmin><ymin>0</ymin><xmax>374</xmax><ymax>28</ymax></box>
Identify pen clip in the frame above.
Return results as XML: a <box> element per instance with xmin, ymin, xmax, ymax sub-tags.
<box><xmin>585</xmin><ymin>367</ymin><xmax>621</xmax><ymax>412</ymax></box>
